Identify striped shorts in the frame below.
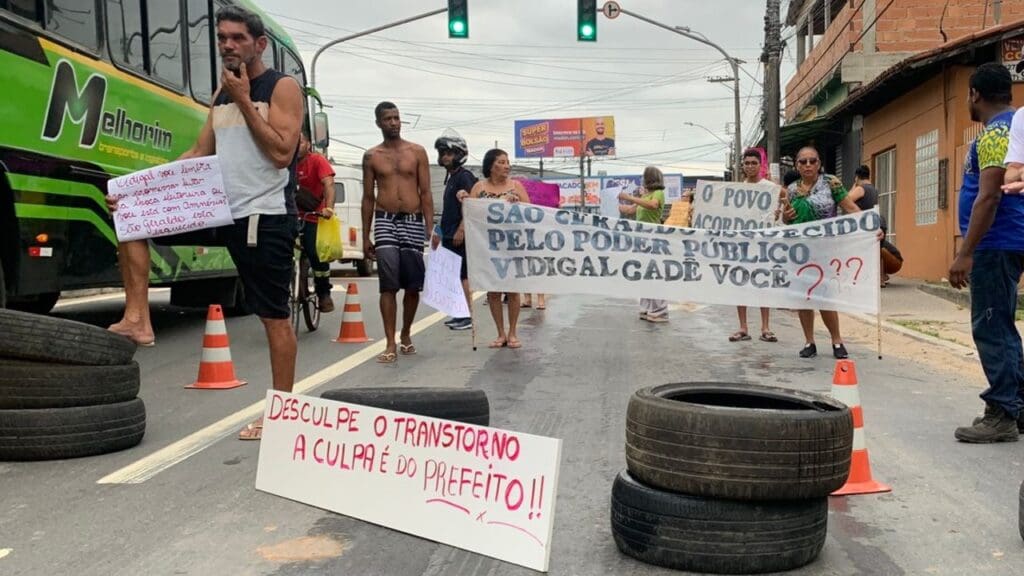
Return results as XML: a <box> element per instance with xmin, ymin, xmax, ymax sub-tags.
<box><xmin>374</xmin><ymin>210</ymin><xmax>426</xmax><ymax>292</ymax></box>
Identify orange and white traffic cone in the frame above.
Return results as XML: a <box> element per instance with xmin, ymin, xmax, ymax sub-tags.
<box><xmin>333</xmin><ymin>282</ymin><xmax>371</xmax><ymax>343</ymax></box>
<box><xmin>186</xmin><ymin>304</ymin><xmax>246</xmax><ymax>390</ymax></box>
<box><xmin>830</xmin><ymin>359</ymin><xmax>890</xmax><ymax>496</ymax></box>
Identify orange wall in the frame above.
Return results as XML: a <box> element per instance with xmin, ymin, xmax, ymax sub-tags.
<box><xmin>862</xmin><ymin>67</ymin><xmax>1024</xmax><ymax>281</ymax></box>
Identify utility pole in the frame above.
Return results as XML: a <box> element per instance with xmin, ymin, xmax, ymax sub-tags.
<box><xmin>762</xmin><ymin>0</ymin><xmax>783</xmax><ymax>172</ymax></box>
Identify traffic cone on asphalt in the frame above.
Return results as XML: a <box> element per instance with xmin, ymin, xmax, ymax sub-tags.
<box><xmin>333</xmin><ymin>283</ymin><xmax>371</xmax><ymax>343</ymax></box>
<box><xmin>830</xmin><ymin>359</ymin><xmax>890</xmax><ymax>496</ymax></box>
<box><xmin>186</xmin><ymin>304</ymin><xmax>246</xmax><ymax>390</ymax></box>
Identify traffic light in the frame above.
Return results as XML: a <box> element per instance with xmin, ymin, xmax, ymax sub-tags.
<box><xmin>578</xmin><ymin>0</ymin><xmax>597</xmax><ymax>41</ymax></box>
<box><xmin>448</xmin><ymin>0</ymin><xmax>468</xmax><ymax>39</ymax></box>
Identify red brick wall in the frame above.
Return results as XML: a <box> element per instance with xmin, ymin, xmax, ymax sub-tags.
<box><xmin>785</xmin><ymin>0</ymin><xmax>1024</xmax><ymax>121</ymax></box>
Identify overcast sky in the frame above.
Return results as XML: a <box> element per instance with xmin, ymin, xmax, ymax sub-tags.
<box><xmin>257</xmin><ymin>0</ymin><xmax>795</xmax><ymax>177</ymax></box>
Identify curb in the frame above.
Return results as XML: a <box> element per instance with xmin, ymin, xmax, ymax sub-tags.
<box><xmin>917</xmin><ymin>282</ymin><xmax>1024</xmax><ymax>308</ymax></box>
<box><xmin>844</xmin><ymin>312</ymin><xmax>977</xmax><ymax>357</ymax></box>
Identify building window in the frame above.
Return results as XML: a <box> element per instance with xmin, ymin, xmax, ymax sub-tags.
<box><xmin>187</xmin><ymin>0</ymin><xmax>214</xmax><ymax>103</ymax></box>
<box><xmin>915</xmin><ymin>129</ymin><xmax>939</xmax><ymax>226</ymax></box>
<box><xmin>875</xmin><ymin>148</ymin><xmax>897</xmax><ymax>241</ymax></box>
<box><xmin>147</xmin><ymin>0</ymin><xmax>184</xmax><ymax>87</ymax></box>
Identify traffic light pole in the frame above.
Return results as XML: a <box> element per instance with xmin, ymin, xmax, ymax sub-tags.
<box><xmin>617</xmin><ymin>8</ymin><xmax>743</xmax><ymax>180</ymax></box>
<box><xmin>310</xmin><ymin>7</ymin><xmax>448</xmax><ymax>92</ymax></box>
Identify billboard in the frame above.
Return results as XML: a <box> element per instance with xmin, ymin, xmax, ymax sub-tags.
<box><xmin>514</xmin><ymin>116</ymin><xmax>616</xmax><ymax>159</ymax></box>
<box><xmin>542</xmin><ymin>173</ymin><xmax>683</xmax><ymax>211</ymax></box>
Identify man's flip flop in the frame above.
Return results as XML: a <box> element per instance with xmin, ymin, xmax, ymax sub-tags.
<box><xmin>400</xmin><ymin>344</ymin><xmax>417</xmax><ymax>355</ymax></box>
<box><xmin>760</xmin><ymin>331</ymin><xmax>778</xmax><ymax>343</ymax></box>
<box><xmin>376</xmin><ymin>352</ymin><xmax>398</xmax><ymax>363</ymax></box>
<box><xmin>507</xmin><ymin>338</ymin><xmax>522</xmax><ymax>349</ymax></box>
<box><xmin>729</xmin><ymin>331</ymin><xmax>751</xmax><ymax>342</ymax></box>
<box><xmin>489</xmin><ymin>339</ymin><xmax>507</xmax><ymax>348</ymax></box>
<box><xmin>238</xmin><ymin>421</ymin><xmax>263</xmax><ymax>441</ymax></box>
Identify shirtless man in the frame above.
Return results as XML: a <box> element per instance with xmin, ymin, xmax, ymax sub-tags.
<box><xmin>362</xmin><ymin>102</ymin><xmax>434</xmax><ymax>363</ymax></box>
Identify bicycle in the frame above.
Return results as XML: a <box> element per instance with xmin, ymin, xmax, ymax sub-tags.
<box><xmin>290</xmin><ymin>214</ymin><xmax>323</xmax><ymax>334</ymax></box>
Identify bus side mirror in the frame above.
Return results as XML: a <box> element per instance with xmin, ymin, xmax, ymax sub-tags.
<box><xmin>313</xmin><ymin>112</ymin><xmax>330</xmax><ymax>150</ymax></box>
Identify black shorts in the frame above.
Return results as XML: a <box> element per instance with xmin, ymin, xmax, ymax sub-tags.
<box><xmin>153</xmin><ymin>214</ymin><xmax>297</xmax><ymax>319</ymax></box>
<box><xmin>374</xmin><ymin>210</ymin><xmax>426</xmax><ymax>292</ymax></box>
<box><xmin>441</xmin><ymin>239</ymin><xmax>468</xmax><ymax>280</ymax></box>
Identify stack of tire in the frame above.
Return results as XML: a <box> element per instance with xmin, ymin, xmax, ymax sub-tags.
<box><xmin>613</xmin><ymin>382</ymin><xmax>854</xmax><ymax>574</ymax></box>
<box><xmin>0</xmin><ymin>309</ymin><xmax>146</xmax><ymax>461</ymax></box>
<box><xmin>320</xmin><ymin>387</ymin><xmax>489</xmax><ymax>426</ymax></box>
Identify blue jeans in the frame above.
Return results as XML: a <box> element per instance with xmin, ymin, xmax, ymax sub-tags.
<box><xmin>970</xmin><ymin>250</ymin><xmax>1024</xmax><ymax>419</ymax></box>
<box><xmin>299</xmin><ymin>219</ymin><xmax>332</xmax><ymax>297</ymax></box>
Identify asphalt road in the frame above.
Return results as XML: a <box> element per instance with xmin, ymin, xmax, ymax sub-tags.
<box><xmin>1</xmin><ymin>280</ymin><xmax>1022</xmax><ymax>576</ymax></box>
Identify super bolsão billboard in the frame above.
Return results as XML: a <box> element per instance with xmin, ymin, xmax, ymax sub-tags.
<box><xmin>514</xmin><ymin>117</ymin><xmax>615</xmax><ymax>159</ymax></box>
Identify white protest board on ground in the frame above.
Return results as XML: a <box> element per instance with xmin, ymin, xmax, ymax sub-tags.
<box><xmin>106</xmin><ymin>155</ymin><xmax>232</xmax><ymax>241</ymax></box>
<box><xmin>463</xmin><ymin>199</ymin><xmax>881</xmax><ymax>314</ymax></box>
<box><xmin>422</xmin><ymin>246</ymin><xmax>471</xmax><ymax>318</ymax></box>
<box><xmin>255</xmin><ymin>391</ymin><xmax>562</xmax><ymax>572</ymax></box>
<box><xmin>690</xmin><ymin>180</ymin><xmax>782</xmax><ymax>230</ymax></box>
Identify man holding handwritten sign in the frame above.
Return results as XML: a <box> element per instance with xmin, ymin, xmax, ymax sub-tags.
<box><xmin>105</xmin><ymin>7</ymin><xmax>303</xmax><ymax>440</ymax></box>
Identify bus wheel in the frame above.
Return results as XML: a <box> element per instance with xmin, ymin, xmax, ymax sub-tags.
<box><xmin>224</xmin><ymin>278</ymin><xmax>252</xmax><ymax>317</ymax></box>
<box><xmin>0</xmin><ymin>259</ymin><xmax>6</xmax><ymax>308</ymax></box>
<box><xmin>10</xmin><ymin>292</ymin><xmax>59</xmax><ymax>315</ymax></box>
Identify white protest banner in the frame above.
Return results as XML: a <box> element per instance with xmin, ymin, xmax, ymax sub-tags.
<box><xmin>256</xmin><ymin>391</ymin><xmax>562</xmax><ymax>572</ymax></box>
<box><xmin>464</xmin><ymin>199</ymin><xmax>881</xmax><ymax>314</ymax></box>
<box><xmin>690</xmin><ymin>180</ymin><xmax>782</xmax><ymax>230</ymax></box>
<box><xmin>423</xmin><ymin>246</ymin><xmax>471</xmax><ymax>318</ymax></box>
<box><xmin>106</xmin><ymin>155</ymin><xmax>232</xmax><ymax>241</ymax></box>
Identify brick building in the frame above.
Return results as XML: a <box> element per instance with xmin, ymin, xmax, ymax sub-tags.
<box><xmin>777</xmin><ymin>1</ymin><xmax>1024</xmax><ymax>281</ymax></box>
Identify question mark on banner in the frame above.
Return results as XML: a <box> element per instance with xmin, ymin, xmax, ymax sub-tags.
<box><xmin>830</xmin><ymin>258</ymin><xmax>842</xmax><ymax>277</ymax></box>
<box><xmin>797</xmin><ymin>263</ymin><xmax>825</xmax><ymax>300</ymax></box>
<box><xmin>845</xmin><ymin>257</ymin><xmax>864</xmax><ymax>285</ymax></box>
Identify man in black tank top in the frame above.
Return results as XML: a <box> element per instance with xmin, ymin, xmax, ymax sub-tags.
<box><xmin>849</xmin><ymin>165</ymin><xmax>879</xmax><ymax>212</ymax></box>
<box><xmin>105</xmin><ymin>7</ymin><xmax>304</xmax><ymax>440</ymax></box>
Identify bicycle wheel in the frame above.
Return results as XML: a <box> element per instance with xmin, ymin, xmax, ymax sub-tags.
<box><xmin>290</xmin><ymin>251</ymin><xmax>302</xmax><ymax>335</ymax></box>
<box><xmin>299</xmin><ymin>256</ymin><xmax>320</xmax><ymax>332</ymax></box>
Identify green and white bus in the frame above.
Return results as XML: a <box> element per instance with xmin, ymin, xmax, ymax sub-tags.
<box><xmin>0</xmin><ymin>0</ymin><xmax>316</xmax><ymax>313</ymax></box>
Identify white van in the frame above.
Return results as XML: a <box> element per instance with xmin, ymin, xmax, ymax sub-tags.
<box><xmin>330</xmin><ymin>165</ymin><xmax>373</xmax><ymax>276</ymax></box>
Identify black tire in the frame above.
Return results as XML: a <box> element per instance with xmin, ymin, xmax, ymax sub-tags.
<box><xmin>224</xmin><ymin>278</ymin><xmax>252</xmax><ymax>317</ymax></box>
<box><xmin>1019</xmin><ymin>479</ymin><xmax>1023</xmax><ymax>543</ymax></box>
<box><xmin>0</xmin><ymin>398</ymin><xmax>146</xmax><ymax>461</ymax></box>
<box><xmin>356</xmin><ymin>258</ymin><xmax>372</xmax><ymax>277</ymax></box>
<box><xmin>320</xmin><ymin>387</ymin><xmax>489</xmax><ymax>426</ymax></box>
<box><xmin>625</xmin><ymin>382</ymin><xmax>853</xmax><ymax>501</ymax></box>
<box><xmin>301</xmin><ymin>260</ymin><xmax>320</xmax><ymax>332</ymax></box>
<box><xmin>0</xmin><ymin>258</ymin><xmax>7</xmax><ymax>308</ymax></box>
<box><xmin>0</xmin><ymin>308</ymin><xmax>136</xmax><ymax>365</ymax></box>
<box><xmin>611</xmin><ymin>470</ymin><xmax>827</xmax><ymax>574</ymax></box>
<box><xmin>0</xmin><ymin>360</ymin><xmax>140</xmax><ymax>409</ymax></box>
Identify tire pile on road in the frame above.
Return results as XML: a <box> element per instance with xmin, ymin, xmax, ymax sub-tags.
<box><xmin>321</xmin><ymin>387</ymin><xmax>490</xmax><ymax>426</ymax></box>
<box><xmin>613</xmin><ymin>382</ymin><xmax>854</xmax><ymax>574</ymax></box>
<box><xmin>0</xmin><ymin>309</ymin><xmax>146</xmax><ymax>461</ymax></box>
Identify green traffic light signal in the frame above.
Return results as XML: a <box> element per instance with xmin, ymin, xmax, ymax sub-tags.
<box><xmin>577</xmin><ymin>0</ymin><xmax>597</xmax><ymax>42</ymax></box>
<box><xmin>448</xmin><ymin>0</ymin><xmax>469</xmax><ymax>39</ymax></box>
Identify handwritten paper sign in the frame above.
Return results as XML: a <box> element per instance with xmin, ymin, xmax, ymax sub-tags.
<box><xmin>464</xmin><ymin>199</ymin><xmax>881</xmax><ymax>314</ymax></box>
<box><xmin>423</xmin><ymin>246</ymin><xmax>471</xmax><ymax>318</ymax></box>
<box><xmin>106</xmin><ymin>155</ymin><xmax>232</xmax><ymax>241</ymax></box>
<box><xmin>256</xmin><ymin>391</ymin><xmax>562</xmax><ymax>572</ymax></box>
<box><xmin>690</xmin><ymin>180</ymin><xmax>781</xmax><ymax>230</ymax></box>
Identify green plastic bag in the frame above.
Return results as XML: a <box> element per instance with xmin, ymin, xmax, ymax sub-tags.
<box><xmin>316</xmin><ymin>216</ymin><xmax>344</xmax><ymax>262</ymax></box>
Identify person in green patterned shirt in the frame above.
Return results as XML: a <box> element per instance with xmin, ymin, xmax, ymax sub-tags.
<box><xmin>619</xmin><ymin>166</ymin><xmax>669</xmax><ymax>322</ymax></box>
<box><xmin>781</xmin><ymin>146</ymin><xmax>867</xmax><ymax>359</ymax></box>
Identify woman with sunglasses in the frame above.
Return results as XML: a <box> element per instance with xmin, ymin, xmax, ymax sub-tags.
<box><xmin>781</xmin><ymin>146</ymin><xmax>865</xmax><ymax>359</ymax></box>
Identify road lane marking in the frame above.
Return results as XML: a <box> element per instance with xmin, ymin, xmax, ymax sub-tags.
<box><xmin>98</xmin><ymin>309</ymin><xmax>453</xmax><ymax>485</ymax></box>
<box><xmin>0</xmin><ymin>549</ymin><xmax>11</xmax><ymax>560</ymax></box>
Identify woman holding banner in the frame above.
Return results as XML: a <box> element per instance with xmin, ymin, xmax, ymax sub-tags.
<box><xmin>469</xmin><ymin>149</ymin><xmax>529</xmax><ymax>349</ymax></box>
<box><xmin>782</xmin><ymin>146</ymin><xmax>865</xmax><ymax>359</ymax></box>
<box><xmin>619</xmin><ymin>166</ymin><xmax>669</xmax><ymax>323</ymax></box>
